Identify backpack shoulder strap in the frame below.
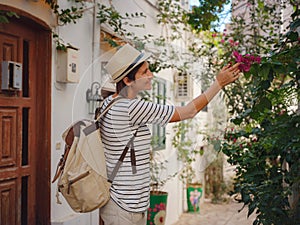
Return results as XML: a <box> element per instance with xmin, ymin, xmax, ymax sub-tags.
<box><xmin>83</xmin><ymin>96</ymin><xmax>124</xmax><ymax>136</ymax></box>
<box><xmin>95</xmin><ymin>96</ymin><xmax>124</xmax><ymax>122</ymax></box>
<box><xmin>108</xmin><ymin>128</ymin><xmax>139</xmax><ymax>183</ymax></box>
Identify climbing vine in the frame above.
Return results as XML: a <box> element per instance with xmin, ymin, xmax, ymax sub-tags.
<box><xmin>0</xmin><ymin>10</ymin><xmax>19</xmax><ymax>23</ymax></box>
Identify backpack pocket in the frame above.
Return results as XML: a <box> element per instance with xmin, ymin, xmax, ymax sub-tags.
<box><xmin>67</xmin><ymin>170</ymin><xmax>90</xmax><ymax>194</ymax></box>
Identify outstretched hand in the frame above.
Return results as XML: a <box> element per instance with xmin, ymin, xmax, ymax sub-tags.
<box><xmin>216</xmin><ymin>63</ymin><xmax>241</xmax><ymax>87</ymax></box>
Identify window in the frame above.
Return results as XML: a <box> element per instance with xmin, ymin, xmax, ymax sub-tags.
<box><xmin>151</xmin><ymin>78</ymin><xmax>167</xmax><ymax>151</ymax></box>
<box><xmin>174</xmin><ymin>71</ymin><xmax>192</xmax><ymax>102</ymax></box>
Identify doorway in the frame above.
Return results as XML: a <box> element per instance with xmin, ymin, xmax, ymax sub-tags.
<box><xmin>0</xmin><ymin>5</ymin><xmax>51</xmax><ymax>225</ymax></box>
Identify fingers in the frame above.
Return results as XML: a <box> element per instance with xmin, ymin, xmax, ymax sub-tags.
<box><xmin>234</xmin><ymin>72</ymin><xmax>241</xmax><ymax>81</ymax></box>
<box><xmin>232</xmin><ymin>70</ymin><xmax>239</xmax><ymax>77</ymax></box>
<box><xmin>231</xmin><ymin>71</ymin><xmax>241</xmax><ymax>82</ymax></box>
<box><xmin>221</xmin><ymin>63</ymin><xmax>232</xmax><ymax>71</ymax></box>
<box><xmin>224</xmin><ymin>64</ymin><xmax>231</xmax><ymax>69</ymax></box>
<box><xmin>228</xmin><ymin>63</ymin><xmax>240</xmax><ymax>72</ymax></box>
<box><xmin>217</xmin><ymin>63</ymin><xmax>242</xmax><ymax>87</ymax></box>
<box><xmin>232</xmin><ymin>62</ymin><xmax>241</xmax><ymax>68</ymax></box>
<box><xmin>222</xmin><ymin>62</ymin><xmax>240</xmax><ymax>73</ymax></box>
<box><xmin>224</xmin><ymin>69</ymin><xmax>241</xmax><ymax>84</ymax></box>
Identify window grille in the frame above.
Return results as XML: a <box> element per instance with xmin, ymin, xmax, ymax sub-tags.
<box><xmin>174</xmin><ymin>72</ymin><xmax>192</xmax><ymax>101</ymax></box>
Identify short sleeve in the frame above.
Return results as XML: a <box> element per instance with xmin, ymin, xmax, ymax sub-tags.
<box><xmin>128</xmin><ymin>99</ymin><xmax>175</xmax><ymax>127</ymax></box>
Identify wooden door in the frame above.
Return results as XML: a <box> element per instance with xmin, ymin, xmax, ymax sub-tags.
<box><xmin>0</xmin><ymin>7</ymin><xmax>51</xmax><ymax>225</ymax></box>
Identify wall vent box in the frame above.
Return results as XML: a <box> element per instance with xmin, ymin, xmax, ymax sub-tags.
<box><xmin>56</xmin><ymin>46</ymin><xmax>79</xmax><ymax>83</ymax></box>
<box><xmin>1</xmin><ymin>61</ymin><xmax>22</xmax><ymax>91</ymax></box>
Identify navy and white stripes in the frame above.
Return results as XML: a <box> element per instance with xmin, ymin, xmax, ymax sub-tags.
<box><xmin>99</xmin><ymin>95</ymin><xmax>175</xmax><ymax>213</ymax></box>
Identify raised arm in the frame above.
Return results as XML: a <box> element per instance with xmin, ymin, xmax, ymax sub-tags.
<box><xmin>170</xmin><ymin>63</ymin><xmax>241</xmax><ymax>122</ymax></box>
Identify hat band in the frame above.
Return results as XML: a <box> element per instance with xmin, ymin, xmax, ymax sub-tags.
<box><xmin>114</xmin><ymin>53</ymin><xmax>145</xmax><ymax>82</ymax></box>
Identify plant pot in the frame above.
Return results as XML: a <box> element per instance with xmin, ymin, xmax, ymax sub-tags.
<box><xmin>147</xmin><ymin>191</ymin><xmax>168</xmax><ymax>225</ymax></box>
<box><xmin>186</xmin><ymin>183</ymin><xmax>202</xmax><ymax>213</ymax></box>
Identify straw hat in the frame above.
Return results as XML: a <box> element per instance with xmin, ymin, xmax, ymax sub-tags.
<box><xmin>105</xmin><ymin>44</ymin><xmax>151</xmax><ymax>83</ymax></box>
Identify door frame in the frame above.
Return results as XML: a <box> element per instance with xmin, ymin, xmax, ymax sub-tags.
<box><xmin>0</xmin><ymin>4</ymin><xmax>52</xmax><ymax>225</ymax></box>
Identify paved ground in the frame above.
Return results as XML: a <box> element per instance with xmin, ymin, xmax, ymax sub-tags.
<box><xmin>171</xmin><ymin>198</ymin><xmax>256</xmax><ymax>225</ymax></box>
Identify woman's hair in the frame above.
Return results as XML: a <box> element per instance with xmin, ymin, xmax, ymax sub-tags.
<box><xmin>116</xmin><ymin>62</ymin><xmax>144</xmax><ymax>95</ymax></box>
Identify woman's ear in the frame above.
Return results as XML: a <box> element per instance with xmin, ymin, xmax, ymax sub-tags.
<box><xmin>123</xmin><ymin>77</ymin><xmax>133</xmax><ymax>86</ymax></box>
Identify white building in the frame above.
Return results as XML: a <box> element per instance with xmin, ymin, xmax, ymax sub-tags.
<box><xmin>0</xmin><ymin>1</ymin><xmax>214</xmax><ymax>225</ymax></box>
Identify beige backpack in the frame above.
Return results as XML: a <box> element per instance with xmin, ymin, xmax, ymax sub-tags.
<box><xmin>52</xmin><ymin>97</ymin><xmax>137</xmax><ymax>213</ymax></box>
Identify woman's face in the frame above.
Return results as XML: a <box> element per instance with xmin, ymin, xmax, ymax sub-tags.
<box><xmin>132</xmin><ymin>61</ymin><xmax>153</xmax><ymax>91</ymax></box>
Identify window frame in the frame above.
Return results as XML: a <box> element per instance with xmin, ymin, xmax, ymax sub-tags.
<box><xmin>151</xmin><ymin>77</ymin><xmax>167</xmax><ymax>151</ymax></box>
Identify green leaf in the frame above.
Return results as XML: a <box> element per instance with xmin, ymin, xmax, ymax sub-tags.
<box><xmin>259</xmin><ymin>63</ymin><xmax>271</xmax><ymax>79</ymax></box>
<box><xmin>0</xmin><ymin>16</ymin><xmax>9</xmax><ymax>23</ymax></box>
<box><xmin>260</xmin><ymin>80</ymin><xmax>271</xmax><ymax>90</ymax></box>
<box><xmin>242</xmin><ymin>192</ymin><xmax>251</xmax><ymax>204</ymax></box>
<box><xmin>232</xmin><ymin>117</ymin><xmax>242</xmax><ymax>125</ymax></box>
<box><xmin>247</xmin><ymin>64</ymin><xmax>259</xmax><ymax>79</ymax></box>
<box><xmin>287</xmin><ymin>62</ymin><xmax>298</xmax><ymax>72</ymax></box>
<box><xmin>6</xmin><ymin>11</ymin><xmax>19</xmax><ymax>18</ymax></box>
<box><xmin>255</xmin><ymin>97</ymin><xmax>272</xmax><ymax>111</ymax></box>
<box><xmin>272</xmin><ymin>63</ymin><xmax>286</xmax><ymax>74</ymax></box>
<box><xmin>289</xmin><ymin>18</ymin><xmax>300</xmax><ymax>31</ymax></box>
<box><xmin>248</xmin><ymin>202</ymin><xmax>257</xmax><ymax>218</ymax></box>
<box><xmin>286</xmin><ymin>31</ymin><xmax>298</xmax><ymax>41</ymax></box>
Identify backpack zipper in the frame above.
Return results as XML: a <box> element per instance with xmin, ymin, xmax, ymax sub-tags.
<box><xmin>67</xmin><ymin>171</ymin><xmax>90</xmax><ymax>194</ymax></box>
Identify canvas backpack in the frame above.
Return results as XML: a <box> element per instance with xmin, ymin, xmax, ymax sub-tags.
<box><xmin>52</xmin><ymin>97</ymin><xmax>138</xmax><ymax>213</ymax></box>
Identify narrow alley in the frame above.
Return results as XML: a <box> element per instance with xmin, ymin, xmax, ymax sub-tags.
<box><xmin>172</xmin><ymin>198</ymin><xmax>256</xmax><ymax>225</ymax></box>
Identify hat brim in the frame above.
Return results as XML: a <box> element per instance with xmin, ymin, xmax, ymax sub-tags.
<box><xmin>113</xmin><ymin>52</ymin><xmax>152</xmax><ymax>83</ymax></box>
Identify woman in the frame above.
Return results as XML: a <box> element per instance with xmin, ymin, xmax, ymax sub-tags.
<box><xmin>99</xmin><ymin>44</ymin><xmax>240</xmax><ymax>225</ymax></box>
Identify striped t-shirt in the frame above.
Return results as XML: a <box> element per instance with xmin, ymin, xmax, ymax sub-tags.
<box><xmin>99</xmin><ymin>95</ymin><xmax>175</xmax><ymax>213</ymax></box>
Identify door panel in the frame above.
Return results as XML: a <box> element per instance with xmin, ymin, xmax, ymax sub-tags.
<box><xmin>1</xmin><ymin>34</ymin><xmax>18</xmax><ymax>61</ymax></box>
<box><xmin>0</xmin><ymin>108</ymin><xmax>17</xmax><ymax>167</ymax></box>
<box><xmin>0</xmin><ymin>10</ymin><xmax>51</xmax><ymax>225</ymax></box>
<box><xmin>0</xmin><ymin>179</ymin><xmax>16</xmax><ymax>225</ymax></box>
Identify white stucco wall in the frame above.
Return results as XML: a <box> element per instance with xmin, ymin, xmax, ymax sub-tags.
<box><xmin>50</xmin><ymin>1</ymin><xmax>101</xmax><ymax>224</ymax></box>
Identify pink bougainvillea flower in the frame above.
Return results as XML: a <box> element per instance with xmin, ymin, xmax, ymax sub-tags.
<box><xmin>239</xmin><ymin>63</ymin><xmax>251</xmax><ymax>72</ymax></box>
<box><xmin>229</xmin><ymin>39</ymin><xmax>235</xmax><ymax>46</ymax></box>
<box><xmin>212</xmin><ymin>33</ymin><xmax>217</xmax><ymax>38</ymax></box>
<box><xmin>233</xmin><ymin>51</ymin><xmax>243</xmax><ymax>62</ymax></box>
<box><xmin>256</xmin><ymin>56</ymin><xmax>262</xmax><ymax>63</ymax></box>
<box><xmin>220</xmin><ymin>39</ymin><xmax>225</xmax><ymax>43</ymax></box>
<box><xmin>232</xmin><ymin>51</ymin><xmax>261</xmax><ymax>72</ymax></box>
